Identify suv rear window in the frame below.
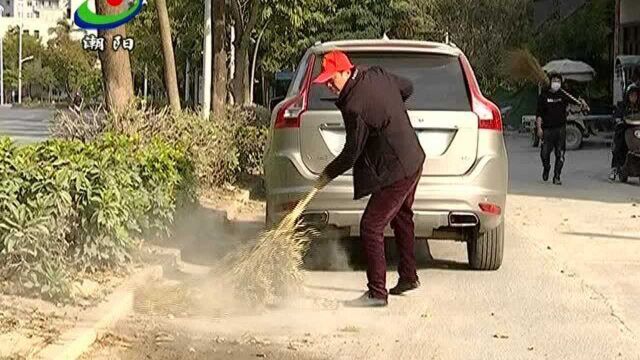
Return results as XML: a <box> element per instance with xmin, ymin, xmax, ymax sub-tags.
<box><xmin>286</xmin><ymin>52</ymin><xmax>312</xmax><ymax>97</ymax></box>
<box><xmin>307</xmin><ymin>52</ymin><xmax>471</xmax><ymax>111</ymax></box>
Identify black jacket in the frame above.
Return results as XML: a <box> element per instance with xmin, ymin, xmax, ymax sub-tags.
<box><xmin>536</xmin><ymin>89</ymin><xmax>581</xmax><ymax>129</ymax></box>
<box><xmin>322</xmin><ymin>66</ymin><xmax>426</xmax><ymax>200</ymax></box>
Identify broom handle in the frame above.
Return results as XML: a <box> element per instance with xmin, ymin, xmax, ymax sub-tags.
<box><xmin>560</xmin><ymin>89</ymin><xmax>582</xmax><ymax>106</ymax></box>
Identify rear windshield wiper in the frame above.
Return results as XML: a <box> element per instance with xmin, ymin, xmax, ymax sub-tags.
<box><xmin>320</xmin><ymin>97</ymin><xmax>338</xmax><ymax>102</ymax></box>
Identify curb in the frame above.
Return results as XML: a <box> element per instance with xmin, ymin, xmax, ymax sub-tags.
<box><xmin>35</xmin><ymin>265</ymin><xmax>163</xmax><ymax>360</ymax></box>
<box><xmin>145</xmin><ymin>244</ymin><xmax>213</xmax><ymax>276</ymax></box>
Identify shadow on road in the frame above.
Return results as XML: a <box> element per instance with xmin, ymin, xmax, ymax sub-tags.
<box><xmin>560</xmin><ymin>231</ymin><xmax>640</xmax><ymax>241</ymax></box>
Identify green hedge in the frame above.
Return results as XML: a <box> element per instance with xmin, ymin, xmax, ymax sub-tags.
<box><xmin>52</xmin><ymin>105</ymin><xmax>269</xmax><ymax>189</ymax></box>
<box><xmin>0</xmin><ymin>135</ymin><xmax>195</xmax><ymax>300</ymax></box>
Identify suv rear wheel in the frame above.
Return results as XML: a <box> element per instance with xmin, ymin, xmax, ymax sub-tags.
<box><xmin>467</xmin><ymin>223</ymin><xmax>504</xmax><ymax>271</ymax></box>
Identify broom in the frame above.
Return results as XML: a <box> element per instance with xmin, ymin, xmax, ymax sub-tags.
<box><xmin>506</xmin><ymin>49</ymin><xmax>585</xmax><ymax>107</ymax></box>
<box><xmin>223</xmin><ymin>188</ymin><xmax>320</xmax><ymax>306</ymax></box>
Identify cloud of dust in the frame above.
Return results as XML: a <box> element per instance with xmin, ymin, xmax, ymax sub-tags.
<box><xmin>139</xmin><ymin>202</ymin><xmax>359</xmax><ymax>318</ymax></box>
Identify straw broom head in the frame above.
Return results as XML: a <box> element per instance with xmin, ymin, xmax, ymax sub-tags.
<box><xmin>506</xmin><ymin>49</ymin><xmax>549</xmax><ymax>86</ymax></box>
<box><xmin>223</xmin><ymin>189</ymin><xmax>320</xmax><ymax>306</ymax></box>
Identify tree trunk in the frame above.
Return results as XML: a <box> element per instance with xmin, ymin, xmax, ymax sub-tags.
<box><xmin>229</xmin><ymin>1</ymin><xmax>260</xmax><ymax>106</ymax></box>
<box><xmin>212</xmin><ymin>0</ymin><xmax>227</xmax><ymax>117</ymax></box>
<box><xmin>95</xmin><ymin>0</ymin><xmax>134</xmax><ymax>113</ymax></box>
<box><xmin>232</xmin><ymin>45</ymin><xmax>250</xmax><ymax>105</ymax></box>
<box><xmin>155</xmin><ymin>0</ymin><xmax>181</xmax><ymax>113</ymax></box>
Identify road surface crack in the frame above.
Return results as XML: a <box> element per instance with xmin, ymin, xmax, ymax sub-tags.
<box><xmin>581</xmin><ymin>281</ymin><xmax>635</xmax><ymax>337</ymax></box>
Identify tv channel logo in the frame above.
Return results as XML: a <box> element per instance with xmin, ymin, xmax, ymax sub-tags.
<box><xmin>74</xmin><ymin>0</ymin><xmax>145</xmax><ymax>30</ymax></box>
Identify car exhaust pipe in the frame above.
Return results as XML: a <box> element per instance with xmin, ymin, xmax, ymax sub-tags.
<box><xmin>301</xmin><ymin>212</ymin><xmax>329</xmax><ymax>226</ymax></box>
<box><xmin>448</xmin><ymin>212</ymin><xmax>479</xmax><ymax>228</ymax></box>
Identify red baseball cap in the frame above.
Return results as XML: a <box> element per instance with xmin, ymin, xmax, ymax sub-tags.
<box><xmin>312</xmin><ymin>51</ymin><xmax>354</xmax><ymax>84</ymax></box>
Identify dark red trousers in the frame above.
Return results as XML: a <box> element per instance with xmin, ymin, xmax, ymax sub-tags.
<box><xmin>360</xmin><ymin>169</ymin><xmax>421</xmax><ymax>300</ymax></box>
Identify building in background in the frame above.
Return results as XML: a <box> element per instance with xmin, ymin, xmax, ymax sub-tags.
<box><xmin>617</xmin><ymin>0</ymin><xmax>640</xmax><ymax>56</ymax></box>
<box><xmin>0</xmin><ymin>0</ymin><xmax>94</xmax><ymax>43</ymax></box>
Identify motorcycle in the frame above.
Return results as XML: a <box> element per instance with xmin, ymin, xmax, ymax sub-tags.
<box><xmin>618</xmin><ymin>114</ymin><xmax>640</xmax><ymax>183</ymax></box>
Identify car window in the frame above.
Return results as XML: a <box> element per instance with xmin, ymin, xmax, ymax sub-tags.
<box><xmin>286</xmin><ymin>52</ymin><xmax>312</xmax><ymax>97</ymax></box>
<box><xmin>307</xmin><ymin>52</ymin><xmax>471</xmax><ymax>111</ymax></box>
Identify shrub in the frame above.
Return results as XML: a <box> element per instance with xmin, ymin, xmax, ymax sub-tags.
<box><xmin>52</xmin><ymin>102</ymin><xmax>269</xmax><ymax>188</ymax></box>
<box><xmin>0</xmin><ymin>135</ymin><xmax>194</xmax><ymax>300</ymax></box>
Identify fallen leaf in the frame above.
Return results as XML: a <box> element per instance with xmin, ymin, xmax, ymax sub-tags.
<box><xmin>213</xmin><ymin>336</ymin><xmax>226</xmax><ymax>343</ymax></box>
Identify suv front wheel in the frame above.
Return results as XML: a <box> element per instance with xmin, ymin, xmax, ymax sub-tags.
<box><xmin>467</xmin><ymin>222</ymin><xmax>504</xmax><ymax>271</ymax></box>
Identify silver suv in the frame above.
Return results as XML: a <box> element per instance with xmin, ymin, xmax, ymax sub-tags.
<box><xmin>264</xmin><ymin>40</ymin><xmax>508</xmax><ymax>270</ymax></box>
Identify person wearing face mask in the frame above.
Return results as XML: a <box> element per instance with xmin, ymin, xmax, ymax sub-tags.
<box><xmin>610</xmin><ymin>84</ymin><xmax>640</xmax><ymax>181</ymax></box>
<box><xmin>535</xmin><ymin>73</ymin><xmax>586</xmax><ymax>185</ymax></box>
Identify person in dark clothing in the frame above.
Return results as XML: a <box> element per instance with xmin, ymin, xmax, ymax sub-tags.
<box><xmin>536</xmin><ymin>73</ymin><xmax>587</xmax><ymax>185</ymax></box>
<box><xmin>610</xmin><ymin>84</ymin><xmax>640</xmax><ymax>180</ymax></box>
<box><xmin>313</xmin><ymin>51</ymin><xmax>426</xmax><ymax>307</ymax></box>
<box><xmin>632</xmin><ymin>68</ymin><xmax>640</xmax><ymax>87</ymax></box>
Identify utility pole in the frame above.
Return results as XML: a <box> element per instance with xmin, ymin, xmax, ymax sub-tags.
<box><xmin>202</xmin><ymin>0</ymin><xmax>212</xmax><ymax>119</ymax></box>
<box><xmin>185</xmin><ymin>58</ymin><xmax>190</xmax><ymax>103</ymax></box>
<box><xmin>250</xmin><ymin>23</ymin><xmax>268</xmax><ymax>104</ymax></box>
<box><xmin>0</xmin><ymin>5</ymin><xmax>4</xmax><ymax>105</ymax></box>
<box><xmin>18</xmin><ymin>0</ymin><xmax>23</xmax><ymax>104</ymax></box>
<box><xmin>143</xmin><ymin>64</ymin><xmax>148</xmax><ymax>99</ymax></box>
<box><xmin>614</xmin><ymin>0</ymin><xmax>621</xmax><ymax>58</ymax></box>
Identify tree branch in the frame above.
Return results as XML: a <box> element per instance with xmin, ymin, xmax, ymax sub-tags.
<box><xmin>230</xmin><ymin>0</ymin><xmax>243</xmax><ymax>25</ymax></box>
<box><xmin>240</xmin><ymin>1</ymin><xmax>261</xmax><ymax>47</ymax></box>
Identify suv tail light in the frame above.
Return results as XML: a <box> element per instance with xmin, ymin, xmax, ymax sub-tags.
<box><xmin>275</xmin><ymin>95</ymin><xmax>306</xmax><ymax>129</ymax></box>
<box><xmin>459</xmin><ymin>55</ymin><xmax>503</xmax><ymax>131</ymax></box>
<box><xmin>274</xmin><ymin>56</ymin><xmax>316</xmax><ymax>129</ymax></box>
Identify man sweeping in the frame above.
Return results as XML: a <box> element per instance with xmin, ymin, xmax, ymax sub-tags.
<box><xmin>536</xmin><ymin>73</ymin><xmax>587</xmax><ymax>185</ymax></box>
<box><xmin>313</xmin><ymin>51</ymin><xmax>426</xmax><ymax>307</ymax></box>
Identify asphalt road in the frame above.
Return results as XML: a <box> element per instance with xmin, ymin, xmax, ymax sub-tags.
<box><xmin>86</xmin><ymin>135</ymin><xmax>640</xmax><ymax>360</ymax></box>
<box><xmin>0</xmin><ymin>107</ymin><xmax>52</xmax><ymax>143</ymax></box>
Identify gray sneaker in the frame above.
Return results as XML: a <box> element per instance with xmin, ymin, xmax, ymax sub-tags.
<box><xmin>343</xmin><ymin>291</ymin><xmax>388</xmax><ymax>308</ymax></box>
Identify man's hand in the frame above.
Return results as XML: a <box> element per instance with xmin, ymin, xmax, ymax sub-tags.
<box><xmin>315</xmin><ymin>173</ymin><xmax>331</xmax><ymax>190</ymax></box>
<box><xmin>535</xmin><ymin>117</ymin><xmax>543</xmax><ymax>139</ymax></box>
<box><xmin>579</xmin><ymin>98</ymin><xmax>590</xmax><ymax>113</ymax></box>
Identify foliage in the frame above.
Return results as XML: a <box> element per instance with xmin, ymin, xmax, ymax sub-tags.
<box><xmin>23</xmin><ymin>59</ymin><xmax>57</xmax><ymax>91</ymax></box>
<box><xmin>0</xmin><ymin>135</ymin><xmax>194</xmax><ymax>300</ymax></box>
<box><xmin>52</xmin><ymin>103</ymin><xmax>268</xmax><ymax>188</ymax></box>
<box><xmin>1</xmin><ymin>23</ymin><xmax>100</xmax><ymax>102</ymax></box>
<box><xmin>426</xmin><ymin>0</ymin><xmax>533</xmax><ymax>94</ymax></box>
<box><xmin>259</xmin><ymin>0</ymin><xmax>529</xmax><ymax>95</ymax></box>
<box><xmin>127</xmin><ymin>0</ymin><xmax>203</xmax><ymax>104</ymax></box>
<box><xmin>45</xmin><ymin>21</ymin><xmax>102</xmax><ymax>99</ymax></box>
<box><xmin>531</xmin><ymin>0</ymin><xmax>614</xmax><ymax>100</ymax></box>
<box><xmin>1</xmin><ymin>27</ymin><xmax>45</xmax><ymax>90</ymax></box>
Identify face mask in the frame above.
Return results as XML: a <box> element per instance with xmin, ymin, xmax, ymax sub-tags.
<box><xmin>550</xmin><ymin>82</ymin><xmax>561</xmax><ymax>92</ymax></box>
